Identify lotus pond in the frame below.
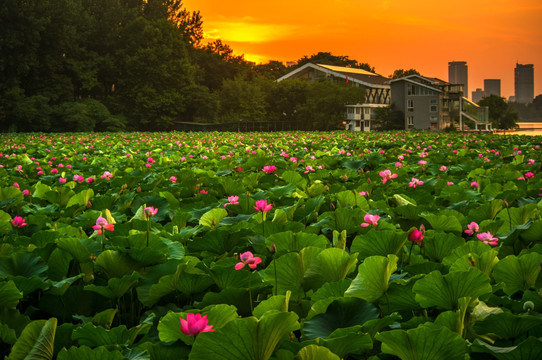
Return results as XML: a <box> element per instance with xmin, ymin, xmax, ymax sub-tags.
<box><xmin>1</xmin><ymin>131</ymin><xmax>542</xmax><ymax>360</ymax></box>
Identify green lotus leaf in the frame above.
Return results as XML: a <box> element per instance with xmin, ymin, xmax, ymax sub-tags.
<box><xmin>0</xmin><ymin>251</ymin><xmax>48</xmax><ymax>278</ymax></box>
<box><xmin>304</xmin><ymin>248</ymin><xmax>358</xmax><ymax>289</ymax></box>
<box><xmin>420</xmin><ymin>213</ymin><xmax>462</xmax><ymax>233</ymax></box>
<box><xmin>9</xmin><ymin>318</ymin><xmax>57</xmax><ymax>360</ymax></box>
<box><xmin>335</xmin><ymin>190</ymin><xmax>369</xmax><ymax>210</ymax></box>
<box><xmin>496</xmin><ymin>204</ymin><xmax>537</xmax><ymax>235</ymax></box>
<box><xmin>0</xmin><ymin>322</ymin><xmax>17</xmax><ymax>345</ymax></box>
<box><xmin>263</xmin><ymin>247</ymin><xmax>323</xmax><ymax>299</ymax></box>
<box><xmin>265</xmin><ymin>231</ymin><xmax>329</xmax><ymax>254</ymax></box>
<box><xmin>361</xmin><ymin>313</ymin><xmax>402</xmax><ymax>338</ymax></box>
<box><xmin>157</xmin><ymin>304</ymin><xmax>238</xmax><ymax>344</ymax></box>
<box><xmin>492</xmin><ymin>252</ymin><xmax>542</xmax><ymax>295</ymax></box>
<box><xmin>136</xmin><ymin>342</ymin><xmax>190</xmax><ymax>360</ymax></box>
<box><xmin>281</xmin><ymin>170</ymin><xmax>307</xmax><ymax>189</ymax></box>
<box><xmin>302</xmin><ymin>297</ymin><xmax>378</xmax><ymax>340</ymax></box>
<box><xmin>443</xmin><ymin>241</ymin><xmax>500</xmax><ymax>275</ymax></box>
<box><xmin>471</xmin><ymin>337</ymin><xmax>542</xmax><ymax>360</ymax></box>
<box><xmin>423</xmin><ymin>231</ymin><xmax>464</xmax><ymax>262</ymax></box>
<box><xmin>324</xmin><ymin>326</ymin><xmax>373</xmax><ymax>357</ymax></box>
<box><xmin>72</xmin><ymin>322</ymin><xmax>149</xmax><ymax>347</ymax></box>
<box><xmin>0</xmin><ymin>280</ymin><xmax>23</xmax><ymax>309</ymax></box>
<box><xmin>190</xmin><ymin>311</ymin><xmax>299</xmax><ymax>360</ymax></box>
<box><xmin>253</xmin><ymin>292</ymin><xmax>290</xmax><ymax>319</ymax></box>
<box><xmin>413</xmin><ymin>269</ymin><xmax>492</xmax><ymax>309</ymax></box>
<box><xmin>56</xmin><ymin>237</ymin><xmax>93</xmax><ymax>264</ymax></box>
<box><xmin>94</xmin><ymin>250</ymin><xmax>143</xmax><ymax>279</ymax></box>
<box><xmin>85</xmin><ymin>272</ymin><xmax>141</xmax><ymax>299</ymax></box>
<box><xmin>472</xmin><ymin>311</ymin><xmax>542</xmax><ymax>340</ymax></box>
<box><xmin>56</xmin><ymin>346</ymin><xmax>125</xmax><ymax>360</ymax></box>
<box><xmin>0</xmin><ymin>210</ymin><xmax>12</xmax><ymax>232</ymax></box>
<box><xmin>345</xmin><ymin>255</ymin><xmax>398</xmax><ymax>303</ymax></box>
<box><xmin>296</xmin><ymin>345</ymin><xmax>340</xmax><ymax>360</ymax></box>
<box><xmin>376</xmin><ymin>323</ymin><xmax>467</xmax><ymax>360</ymax></box>
<box><xmin>66</xmin><ymin>189</ymin><xmax>94</xmax><ymax>208</ymax></box>
<box><xmin>199</xmin><ymin>208</ymin><xmax>228</xmax><ymax>228</ymax></box>
<box><xmin>350</xmin><ymin>230</ymin><xmax>406</xmax><ymax>260</ymax></box>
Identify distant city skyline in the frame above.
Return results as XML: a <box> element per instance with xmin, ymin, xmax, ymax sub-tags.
<box><xmin>184</xmin><ymin>0</ymin><xmax>542</xmax><ymax>99</ymax></box>
<box><xmin>448</xmin><ymin>61</ymin><xmax>468</xmax><ymax>98</ymax></box>
<box><xmin>515</xmin><ymin>63</ymin><xmax>535</xmax><ymax>103</ymax></box>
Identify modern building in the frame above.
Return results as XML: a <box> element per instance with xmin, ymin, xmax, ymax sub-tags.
<box><xmin>390</xmin><ymin>75</ymin><xmax>491</xmax><ymax>131</ymax></box>
<box><xmin>484</xmin><ymin>79</ymin><xmax>501</xmax><ymax>97</ymax></box>
<box><xmin>448</xmin><ymin>61</ymin><xmax>468</xmax><ymax>99</ymax></box>
<box><xmin>472</xmin><ymin>88</ymin><xmax>486</xmax><ymax>103</ymax></box>
<box><xmin>277</xmin><ymin>63</ymin><xmax>390</xmax><ymax>131</ymax></box>
<box><xmin>514</xmin><ymin>63</ymin><xmax>534</xmax><ymax>103</ymax></box>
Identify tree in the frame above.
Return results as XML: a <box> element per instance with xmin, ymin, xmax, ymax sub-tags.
<box><xmin>295</xmin><ymin>52</ymin><xmax>375</xmax><ymax>73</ymax></box>
<box><xmin>219</xmin><ymin>76</ymin><xmax>268</xmax><ymax>123</ymax></box>
<box><xmin>390</xmin><ymin>69</ymin><xmax>420</xmax><ymax>79</ymax></box>
<box><xmin>373</xmin><ymin>104</ymin><xmax>405</xmax><ymax>130</ymax></box>
<box><xmin>254</xmin><ymin>61</ymin><xmax>288</xmax><ymax>79</ymax></box>
<box><xmin>478</xmin><ymin>95</ymin><xmax>519</xmax><ymax>130</ymax></box>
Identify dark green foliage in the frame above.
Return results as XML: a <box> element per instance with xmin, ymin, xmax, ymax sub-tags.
<box><xmin>478</xmin><ymin>95</ymin><xmax>520</xmax><ymax>130</ymax></box>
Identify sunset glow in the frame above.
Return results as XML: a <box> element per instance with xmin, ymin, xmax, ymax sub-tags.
<box><xmin>184</xmin><ymin>0</ymin><xmax>542</xmax><ymax>99</ymax></box>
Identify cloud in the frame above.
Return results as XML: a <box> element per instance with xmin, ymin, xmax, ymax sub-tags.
<box><xmin>204</xmin><ymin>21</ymin><xmax>300</xmax><ymax>43</ymax></box>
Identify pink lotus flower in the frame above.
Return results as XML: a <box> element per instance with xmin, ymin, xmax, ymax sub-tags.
<box><xmin>224</xmin><ymin>195</ymin><xmax>240</xmax><ymax>207</ymax></box>
<box><xmin>408</xmin><ymin>226</ymin><xmax>425</xmax><ymax>246</ymax></box>
<box><xmin>477</xmin><ymin>232</ymin><xmax>499</xmax><ymax>246</ymax></box>
<box><xmin>447</xmin><ymin>181</ymin><xmax>454</xmax><ymax>186</ymax></box>
<box><xmin>379</xmin><ymin>170</ymin><xmax>398</xmax><ymax>184</ymax></box>
<box><xmin>235</xmin><ymin>251</ymin><xmax>262</xmax><ymax>270</ymax></box>
<box><xmin>11</xmin><ymin>216</ymin><xmax>27</xmax><ymax>228</ymax></box>
<box><xmin>471</xmin><ymin>181</ymin><xmax>479</xmax><ymax>189</ymax></box>
<box><xmin>418</xmin><ymin>160</ymin><xmax>427</xmax><ymax>166</ymax></box>
<box><xmin>22</xmin><ymin>189</ymin><xmax>30</xmax><ymax>196</ymax></box>
<box><xmin>169</xmin><ymin>176</ymin><xmax>177</xmax><ymax>183</ymax></box>
<box><xmin>73</xmin><ymin>174</ymin><xmax>85</xmax><ymax>183</ymax></box>
<box><xmin>254</xmin><ymin>199</ymin><xmax>273</xmax><ymax>213</ymax></box>
<box><xmin>59</xmin><ymin>177</ymin><xmax>67</xmax><ymax>184</ymax></box>
<box><xmin>13</xmin><ymin>182</ymin><xmax>19</xmax><ymax>189</ymax></box>
<box><xmin>525</xmin><ymin>172</ymin><xmax>534</xmax><ymax>179</ymax></box>
<box><xmin>360</xmin><ymin>213</ymin><xmax>380</xmax><ymax>227</ymax></box>
<box><xmin>144</xmin><ymin>206</ymin><xmax>158</xmax><ymax>218</ymax></box>
<box><xmin>92</xmin><ymin>216</ymin><xmax>114</xmax><ymax>234</ymax></box>
<box><xmin>359</xmin><ymin>191</ymin><xmax>368</xmax><ymax>196</ymax></box>
<box><xmin>50</xmin><ymin>168</ymin><xmax>58</xmax><ymax>174</ymax></box>
<box><xmin>179</xmin><ymin>313</ymin><xmax>214</xmax><ymax>336</ymax></box>
<box><xmin>395</xmin><ymin>162</ymin><xmax>402</xmax><ymax>168</ymax></box>
<box><xmin>199</xmin><ymin>189</ymin><xmax>208</xmax><ymax>194</ymax></box>
<box><xmin>86</xmin><ymin>177</ymin><xmax>95</xmax><ymax>184</ymax></box>
<box><xmin>439</xmin><ymin>166</ymin><xmax>448</xmax><ymax>171</ymax></box>
<box><xmin>409</xmin><ymin>178</ymin><xmax>424</xmax><ymax>188</ymax></box>
<box><xmin>528</xmin><ymin>159</ymin><xmax>535</xmax><ymax>166</ymax></box>
<box><xmin>464</xmin><ymin>221</ymin><xmax>479</xmax><ymax>236</ymax></box>
<box><xmin>100</xmin><ymin>171</ymin><xmax>113</xmax><ymax>181</ymax></box>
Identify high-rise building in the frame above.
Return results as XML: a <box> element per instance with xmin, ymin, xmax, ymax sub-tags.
<box><xmin>484</xmin><ymin>79</ymin><xmax>501</xmax><ymax>97</ymax></box>
<box><xmin>514</xmin><ymin>63</ymin><xmax>534</xmax><ymax>103</ymax></box>
<box><xmin>448</xmin><ymin>61</ymin><xmax>468</xmax><ymax>98</ymax></box>
<box><xmin>472</xmin><ymin>88</ymin><xmax>486</xmax><ymax>103</ymax></box>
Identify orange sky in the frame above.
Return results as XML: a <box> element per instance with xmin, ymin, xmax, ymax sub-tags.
<box><xmin>184</xmin><ymin>0</ymin><xmax>542</xmax><ymax>100</ymax></box>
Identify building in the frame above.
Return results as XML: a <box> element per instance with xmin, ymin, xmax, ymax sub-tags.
<box><xmin>514</xmin><ymin>63</ymin><xmax>534</xmax><ymax>103</ymax></box>
<box><xmin>472</xmin><ymin>88</ymin><xmax>486</xmax><ymax>103</ymax></box>
<box><xmin>390</xmin><ymin>75</ymin><xmax>491</xmax><ymax>131</ymax></box>
<box><xmin>277</xmin><ymin>63</ymin><xmax>390</xmax><ymax>131</ymax></box>
<box><xmin>484</xmin><ymin>79</ymin><xmax>501</xmax><ymax>97</ymax></box>
<box><xmin>448</xmin><ymin>61</ymin><xmax>468</xmax><ymax>99</ymax></box>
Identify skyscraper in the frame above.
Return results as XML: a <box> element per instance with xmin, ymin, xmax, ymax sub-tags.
<box><xmin>484</xmin><ymin>79</ymin><xmax>501</xmax><ymax>97</ymax></box>
<box><xmin>514</xmin><ymin>63</ymin><xmax>534</xmax><ymax>103</ymax></box>
<box><xmin>448</xmin><ymin>61</ymin><xmax>468</xmax><ymax>98</ymax></box>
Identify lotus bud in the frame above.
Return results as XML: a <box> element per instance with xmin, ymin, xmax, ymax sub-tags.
<box><xmin>523</xmin><ymin>301</ymin><xmax>534</xmax><ymax>312</ymax></box>
<box><xmin>269</xmin><ymin>243</ymin><xmax>276</xmax><ymax>254</ymax></box>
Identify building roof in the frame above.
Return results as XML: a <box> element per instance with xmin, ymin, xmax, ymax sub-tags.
<box><xmin>276</xmin><ymin>63</ymin><xmax>390</xmax><ymax>88</ymax></box>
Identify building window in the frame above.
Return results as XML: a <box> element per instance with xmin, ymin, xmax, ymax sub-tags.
<box><xmin>364</xmin><ymin>108</ymin><xmax>370</xmax><ymax>114</ymax></box>
<box><xmin>408</xmin><ymin>84</ymin><xmax>414</xmax><ymax>95</ymax></box>
<box><xmin>364</xmin><ymin>120</ymin><xmax>370</xmax><ymax>128</ymax></box>
<box><xmin>407</xmin><ymin>99</ymin><xmax>414</xmax><ymax>111</ymax></box>
<box><xmin>355</xmin><ymin>107</ymin><xmax>361</xmax><ymax>114</ymax></box>
<box><xmin>347</xmin><ymin>108</ymin><xmax>354</xmax><ymax>114</ymax></box>
<box><xmin>407</xmin><ymin>116</ymin><xmax>414</xmax><ymax>127</ymax></box>
<box><xmin>356</xmin><ymin>121</ymin><xmax>361</xmax><ymax>128</ymax></box>
<box><xmin>430</xmin><ymin>99</ymin><xmax>438</xmax><ymax>112</ymax></box>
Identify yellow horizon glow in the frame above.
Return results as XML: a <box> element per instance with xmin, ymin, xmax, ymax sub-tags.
<box><xmin>184</xmin><ymin>0</ymin><xmax>542</xmax><ymax>98</ymax></box>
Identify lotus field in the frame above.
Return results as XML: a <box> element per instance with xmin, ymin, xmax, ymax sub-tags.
<box><xmin>2</xmin><ymin>131</ymin><xmax>542</xmax><ymax>360</ymax></box>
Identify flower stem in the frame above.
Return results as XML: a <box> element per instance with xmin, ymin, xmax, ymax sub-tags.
<box><xmin>248</xmin><ymin>271</ymin><xmax>253</xmax><ymax>314</ymax></box>
<box><xmin>273</xmin><ymin>254</ymin><xmax>278</xmax><ymax>296</ymax></box>
<box><xmin>407</xmin><ymin>241</ymin><xmax>415</xmax><ymax>266</ymax></box>
<box><xmin>146</xmin><ymin>219</ymin><xmax>151</xmax><ymax>247</ymax></box>
<box><xmin>101</xmin><ymin>226</ymin><xmax>105</xmax><ymax>251</ymax></box>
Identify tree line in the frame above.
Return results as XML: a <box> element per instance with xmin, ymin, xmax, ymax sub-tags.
<box><xmin>0</xmin><ymin>0</ymin><xmax>366</xmax><ymax>132</ymax></box>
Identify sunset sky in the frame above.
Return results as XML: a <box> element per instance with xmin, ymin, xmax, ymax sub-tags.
<box><xmin>183</xmin><ymin>0</ymin><xmax>542</xmax><ymax>100</ymax></box>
